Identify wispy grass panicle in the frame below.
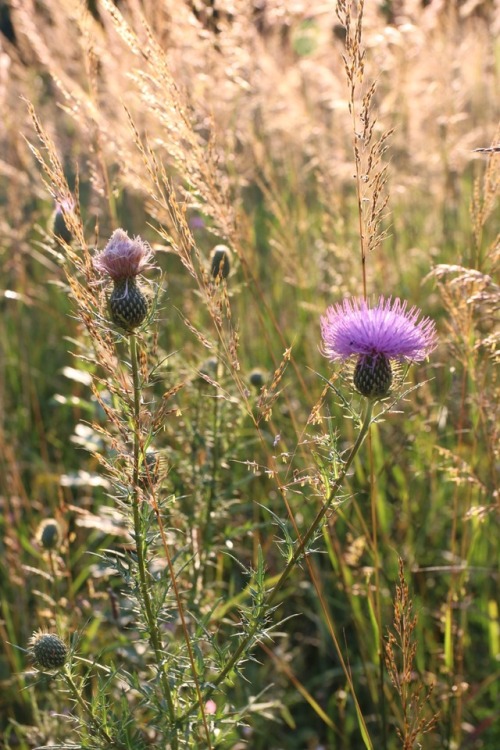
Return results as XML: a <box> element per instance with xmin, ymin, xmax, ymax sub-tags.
<box><xmin>337</xmin><ymin>0</ymin><xmax>394</xmax><ymax>297</ymax></box>
<box><xmin>385</xmin><ymin>560</ymin><xmax>437</xmax><ymax>749</ymax></box>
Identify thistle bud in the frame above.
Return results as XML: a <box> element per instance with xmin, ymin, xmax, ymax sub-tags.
<box><xmin>52</xmin><ymin>205</ymin><xmax>73</xmax><ymax>245</ymax></box>
<box><xmin>249</xmin><ymin>368</ymin><xmax>266</xmax><ymax>389</ymax></box>
<box><xmin>36</xmin><ymin>519</ymin><xmax>61</xmax><ymax>551</ymax></box>
<box><xmin>29</xmin><ymin>631</ymin><xmax>68</xmax><ymax>670</ymax></box>
<box><xmin>210</xmin><ymin>244</ymin><xmax>231</xmax><ymax>280</ymax></box>
<box><xmin>109</xmin><ymin>278</ymin><xmax>149</xmax><ymax>331</ymax></box>
<box><xmin>353</xmin><ymin>354</ymin><xmax>393</xmax><ymax>399</ymax></box>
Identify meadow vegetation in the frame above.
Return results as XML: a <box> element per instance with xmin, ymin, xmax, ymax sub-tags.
<box><xmin>0</xmin><ymin>0</ymin><xmax>498</xmax><ymax>748</ymax></box>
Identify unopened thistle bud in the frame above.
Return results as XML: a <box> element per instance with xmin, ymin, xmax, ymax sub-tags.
<box><xmin>210</xmin><ymin>244</ymin><xmax>231</xmax><ymax>281</ymax></box>
<box><xmin>29</xmin><ymin>631</ymin><xmax>68</xmax><ymax>670</ymax></box>
<box><xmin>36</xmin><ymin>519</ymin><xmax>62</xmax><ymax>551</ymax></box>
<box><xmin>93</xmin><ymin>229</ymin><xmax>155</xmax><ymax>332</ymax></box>
<box><xmin>52</xmin><ymin>208</ymin><xmax>73</xmax><ymax>244</ymax></box>
<box><xmin>249</xmin><ymin>368</ymin><xmax>266</xmax><ymax>389</ymax></box>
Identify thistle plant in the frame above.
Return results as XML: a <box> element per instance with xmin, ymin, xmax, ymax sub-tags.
<box><xmin>209</xmin><ymin>243</ymin><xmax>232</xmax><ymax>281</ymax></box>
<box><xmin>12</xmin><ymin>0</ymin><xmax>495</xmax><ymax>746</ymax></box>
<box><xmin>35</xmin><ymin>519</ymin><xmax>62</xmax><ymax>552</ymax></box>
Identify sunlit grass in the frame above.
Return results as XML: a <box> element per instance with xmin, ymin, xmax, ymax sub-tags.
<box><xmin>0</xmin><ymin>1</ymin><xmax>498</xmax><ymax>748</ymax></box>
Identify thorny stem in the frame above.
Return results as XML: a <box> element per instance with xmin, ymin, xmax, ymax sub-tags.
<box><xmin>130</xmin><ymin>335</ymin><xmax>213</xmax><ymax>749</ymax></box>
<box><xmin>268</xmin><ymin>399</ymin><xmax>374</xmax><ymax>606</ymax></box>
<box><xmin>180</xmin><ymin>400</ymin><xmax>374</xmax><ymax>720</ymax></box>
<box><xmin>129</xmin><ymin>334</ymin><xmax>178</xmax><ymax>748</ymax></box>
<box><xmin>63</xmin><ymin>669</ymin><xmax>127</xmax><ymax>749</ymax></box>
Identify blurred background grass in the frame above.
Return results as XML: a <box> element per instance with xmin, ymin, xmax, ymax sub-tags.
<box><xmin>0</xmin><ymin>0</ymin><xmax>498</xmax><ymax>748</ymax></box>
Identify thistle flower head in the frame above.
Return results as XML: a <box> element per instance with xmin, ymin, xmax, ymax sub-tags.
<box><xmin>29</xmin><ymin>630</ymin><xmax>68</xmax><ymax>670</ymax></box>
<box><xmin>321</xmin><ymin>296</ymin><xmax>437</xmax><ymax>398</ymax></box>
<box><xmin>93</xmin><ymin>229</ymin><xmax>154</xmax><ymax>281</ymax></box>
<box><xmin>249</xmin><ymin>368</ymin><xmax>266</xmax><ymax>389</ymax></box>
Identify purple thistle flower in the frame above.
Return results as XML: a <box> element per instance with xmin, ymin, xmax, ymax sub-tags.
<box><xmin>320</xmin><ymin>296</ymin><xmax>437</xmax><ymax>398</ymax></box>
<box><xmin>93</xmin><ymin>228</ymin><xmax>154</xmax><ymax>281</ymax></box>
<box><xmin>93</xmin><ymin>229</ymin><xmax>155</xmax><ymax>331</ymax></box>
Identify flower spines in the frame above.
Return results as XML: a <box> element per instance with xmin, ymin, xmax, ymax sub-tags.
<box><xmin>109</xmin><ymin>278</ymin><xmax>149</xmax><ymax>331</ymax></box>
<box><xmin>93</xmin><ymin>229</ymin><xmax>153</xmax><ymax>281</ymax></box>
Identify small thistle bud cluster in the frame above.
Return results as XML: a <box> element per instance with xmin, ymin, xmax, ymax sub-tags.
<box><xmin>210</xmin><ymin>244</ymin><xmax>231</xmax><ymax>281</ymax></box>
<box><xmin>29</xmin><ymin>631</ymin><xmax>68</xmax><ymax>670</ymax></box>
<box><xmin>36</xmin><ymin>519</ymin><xmax>62</xmax><ymax>551</ymax></box>
<box><xmin>93</xmin><ymin>229</ymin><xmax>154</xmax><ymax>332</ymax></box>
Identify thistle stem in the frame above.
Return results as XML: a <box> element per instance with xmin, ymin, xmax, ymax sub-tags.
<box><xmin>63</xmin><ymin>669</ymin><xmax>126</xmax><ymax>749</ymax></box>
<box><xmin>129</xmin><ymin>333</ymin><xmax>178</xmax><ymax>747</ymax></box>
<box><xmin>180</xmin><ymin>399</ymin><xmax>374</xmax><ymax>718</ymax></box>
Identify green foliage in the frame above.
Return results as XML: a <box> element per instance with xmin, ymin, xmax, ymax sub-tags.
<box><xmin>0</xmin><ymin>1</ymin><xmax>498</xmax><ymax>749</ymax></box>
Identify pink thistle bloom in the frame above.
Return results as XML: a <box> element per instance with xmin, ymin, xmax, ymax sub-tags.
<box><xmin>321</xmin><ymin>296</ymin><xmax>437</xmax><ymax>398</ymax></box>
<box><xmin>321</xmin><ymin>296</ymin><xmax>437</xmax><ymax>362</ymax></box>
<box><xmin>93</xmin><ymin>228</ymin><xmax>154</xmax><ymax>281</ymax></box>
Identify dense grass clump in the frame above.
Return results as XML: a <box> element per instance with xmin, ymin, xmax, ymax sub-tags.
<box><xmin>0</xmin><ymin>1</ymin><xmax>498</xmax><ymax>748</ymax></box>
